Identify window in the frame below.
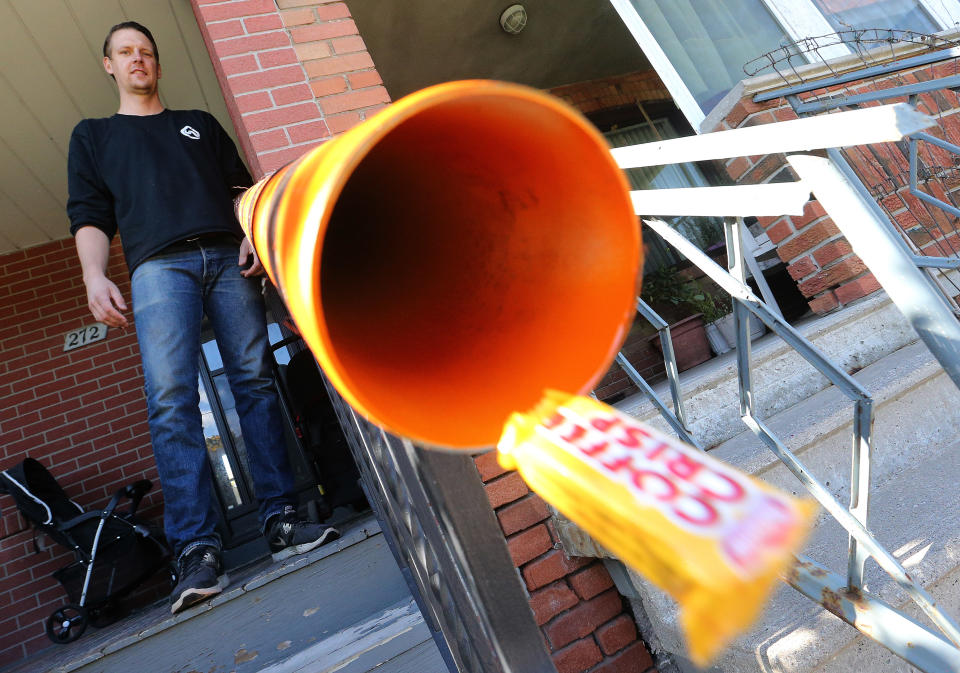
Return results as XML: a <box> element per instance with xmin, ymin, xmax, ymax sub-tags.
<box><xmin>811</xmin><ymin>0</ymin><xmax>937</xmax><ymax>33</ymax></box>
<box><xmin>610</xmin><ymin>0</ymin><xmax>960</xmax><ymax>127</ymax></box>
<box><xmin>605</xmin><ymin>118</ymin><xmax>726</xmax><ymax>259</ymax></box>
<box><xmin>621</xmin><ymin>0</ymin><xmax>792</xmax><ymax>115</ymax></box>
<box><xmin>197</xmin><ymin>320</ymin><xmax>315</xmax><ymax>548</ymax></box>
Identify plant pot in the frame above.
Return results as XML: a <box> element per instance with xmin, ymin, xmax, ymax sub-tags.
<box><xmin>704</xmin><ymin>321</ymin><xmax>731</xmax><ymax>355</ymax></box>
<box><xmin>714</xmin><ymin>312</ymin><xmax>765</xmax><ymax>347</ymax></box>
<box><xmin>648</xmin><ymin>314</ymin><xmax>712</xmax><ymax>373</ymax></box>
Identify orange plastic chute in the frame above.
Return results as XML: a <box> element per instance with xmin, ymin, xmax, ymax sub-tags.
<box><xmin>237</xmin><ymin>80</ymin><xmax>640</xmax><ymax>449</ymax></box>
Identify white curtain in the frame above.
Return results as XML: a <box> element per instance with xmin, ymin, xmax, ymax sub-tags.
<box><xmin>629</xmin><ymin>0</ymin><xmax>790</xmax><ymax>113</ymax></box>
<box><xmin>811</xmin><ymin>0</ymin><xmax>937</xmax><ymax>32</ymax></box>
<box><xmin>605</xmin><ymin>119</ymin><xmax>726</xmax><ymax>267</ymax></box>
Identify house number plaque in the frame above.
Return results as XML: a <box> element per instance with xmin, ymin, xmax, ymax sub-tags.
<box><xmin>63</xmin><ymin>323</ymin><xmax>108</xmax><ymax>352</ymax></box>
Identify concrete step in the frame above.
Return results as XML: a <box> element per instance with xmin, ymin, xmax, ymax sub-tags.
<box><xmin>738</xmin><ymin>444</ymin><xmax>960</xmax><ymax>673</ymax></box>
<box><xmin>614</xmin><ymin>292</ymin><xmax>917</xmax><ymax>450</ymax></box>
<box><xmin>709</xmin><ymin>338</ymin><xmax>958</xmax><ymax>507</ymax></box>
<box><xmin>13</xmin><ymin>515</ymin><xmax>446</xmax><ymax>673</ymax></box>
<box><xmin>607</xmin><ymin>340</ymin><xmax>960</xmax><ymax>673</ymax></box>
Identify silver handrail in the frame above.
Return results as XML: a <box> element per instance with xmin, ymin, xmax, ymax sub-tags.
<box><xmin>608</xmin><ymin>102</ymin><xmax>960</xmax><ymax>669</ymax></box>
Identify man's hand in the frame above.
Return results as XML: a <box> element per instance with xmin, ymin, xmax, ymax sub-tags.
<box><xmin>75</xmin><ymin>227</ymin><xmax>128</xmax><ymax>328</ymax></box>
<box><xmin>85</xmin><ymin>273</ymin><xmax>129</xmax><ymax>328</ymax></box>
<box><xmin>239</xmin><ymin>236</ymin><xmax>265</xmax><ymax>278</ymax></box>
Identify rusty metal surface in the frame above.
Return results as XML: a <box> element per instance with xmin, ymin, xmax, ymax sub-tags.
<box><xmin>787</xmin><ymin>555</ymin><xmax>960</xmax><ymax>672</ymax></box>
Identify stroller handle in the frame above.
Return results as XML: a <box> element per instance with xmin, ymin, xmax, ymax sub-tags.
<box><xmin>103</xmin><ymin>479</ymin><xmax>152</xmax><ymax>518</ymax></box>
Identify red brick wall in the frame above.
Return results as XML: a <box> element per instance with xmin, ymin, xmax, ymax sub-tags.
<box><xmin>710</xmin><ymin>56</ymin><xmax>960</xmax><ymax>314</ymax></box>
<box><xmin>191</xmin><ymin>0</ymin><xmax>390</xmax><ymax>177</ymax></box>
<box><xmin>475</xmin><ymin>452</ymin><xmax>656</xmax><ymax>673</ymax></box>
<box><xmin>709</xmin><ymin>98</ymin><xmax>873</xmax><ymax>315</ymax></box>
<box><xmin>0</xmin><ymin>239</ymin><xmax>157</xmax><ymax>665</ymax></box>
<box><xmin>550</xmin><ymin>71</ymin><xmax>671</xmax><ymax>116</ymax></box>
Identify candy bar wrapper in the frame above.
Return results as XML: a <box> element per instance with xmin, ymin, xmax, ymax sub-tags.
<box><xmin>496</xmin><ymin>391</ymin><xmax>816</xmax><ymax>666</ymax></box>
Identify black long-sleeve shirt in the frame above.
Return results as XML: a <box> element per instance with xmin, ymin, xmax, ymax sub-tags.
<box><xmin>67</xmin><ymin>108</ymin><xmax>253</xmax><ymax>273</ymax></box>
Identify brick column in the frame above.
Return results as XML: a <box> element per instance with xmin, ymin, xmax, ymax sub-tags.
<box><xmin>190</xmin><ymin>0</ymin><xmax>390</xmax><ymax>177</ymax></box>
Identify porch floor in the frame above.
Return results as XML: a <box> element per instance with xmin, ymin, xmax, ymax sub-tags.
<box><xmin>3</xmin><ymin>513</ymin><xmax>382</xmax><ymax>673</ymax></box>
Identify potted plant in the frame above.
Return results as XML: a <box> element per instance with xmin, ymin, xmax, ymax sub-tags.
<box><xmin>713</xmin><ymin>305</ymin><xmax>766</xmax><ymax>347</ymax></box>
<box><xmin>683</xmin><ymin>282</ymin><xmax>732</xmax><ymax>355</ymax></box>
<box><xmin>678</xmin><ymin>278</ymin><xmax>767</xmax><ymax>353</ymax></box>
<box><xmin>639</xmin><ymin>266</ymin><xmax>713</xmax><ymax>372</ymax></box>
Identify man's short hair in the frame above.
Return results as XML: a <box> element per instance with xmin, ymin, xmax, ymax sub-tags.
<box><xmin>102</xmin><ymin>21</ymin><xmax>159</xmax><ymax>62</ymax></box>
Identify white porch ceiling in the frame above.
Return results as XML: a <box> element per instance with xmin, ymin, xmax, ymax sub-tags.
<box><xmin>0</xmin><ymin>0</ymin><xmax>650</xmax><ymax>258</ymax></box>
<box><xmin>0</xmin><ymin>0</ymin><xmax>235</xmax><ymax>257</ymax></box>
<box><xmin>347</xmin><ymin>0</ymin><xmax>650</xmax><ymax>99</ymax></box>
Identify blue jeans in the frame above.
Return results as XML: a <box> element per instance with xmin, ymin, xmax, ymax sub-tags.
<box><xmin>131</xmin><ymin>241</ymin><xmax>295</xmax><ymax>558</ymax></box>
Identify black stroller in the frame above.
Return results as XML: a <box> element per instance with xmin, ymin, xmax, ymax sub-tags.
<box><xmin>0</xmin><ymin>457</ymin><xmax>173</xmax><ymax>644</ymax></box>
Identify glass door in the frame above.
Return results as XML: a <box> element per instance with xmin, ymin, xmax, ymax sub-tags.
<box><xmin>198</xmin><ymin>320</ymin><xmax>317</xmax><ymax>551</ymax></box>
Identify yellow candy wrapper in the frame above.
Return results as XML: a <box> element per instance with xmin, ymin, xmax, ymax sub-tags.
<box><xmin>496</xmin><ymin>391</ymin><xmax>816</xmax><ymax>666</ymax></box>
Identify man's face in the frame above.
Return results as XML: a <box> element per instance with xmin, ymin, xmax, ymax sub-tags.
<box><xmin>103</xmin><ymin>28</ymin><xmax>161</xmax><ymax>94</ymax></box>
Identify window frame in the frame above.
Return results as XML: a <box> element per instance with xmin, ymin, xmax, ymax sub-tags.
<box><xmin>609</xmin><ymin>0</ymin><xmax>960</xmax><ymax>130</ymax></box>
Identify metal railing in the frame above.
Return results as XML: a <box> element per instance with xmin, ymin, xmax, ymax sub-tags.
<box><xmin>750</xmin><ymin>34</ymin><xmax>960</xmax><ymax>314</ymax></box>
<box><xmin>323</xmin><ymin>372</ymin><xmax>556</xmax><ymax>673</ymax></box>
<box><xmin>612</xmin><ymin>103</ymin><xmax>960</xmax><ymax>671</ymax></box>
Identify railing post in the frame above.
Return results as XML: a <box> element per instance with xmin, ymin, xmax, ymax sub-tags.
<box><xmin>326</xmin><ymin>370</ymin><xmax>556</xmax><ymax>673</ymax></box>
<box><xmin>408</xmin><ymin>446</ymin><xmax>558</xmax><ymax>673</ymax></box>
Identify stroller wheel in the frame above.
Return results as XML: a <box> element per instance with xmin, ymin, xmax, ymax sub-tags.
<box><xmin>46</xmin><ymin>604</ymin><xmax>88</xmax><ymax>644</ymax></box>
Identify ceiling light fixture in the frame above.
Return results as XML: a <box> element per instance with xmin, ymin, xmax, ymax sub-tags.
<box><xmin>500</xmin><ymin>4</ymin><xmax>527</xmax><ymax>35</ymax></box>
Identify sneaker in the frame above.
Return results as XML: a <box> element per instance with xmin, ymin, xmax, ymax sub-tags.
<box><xmin>169</xmin><ymin>544</ymin><xmax>228</xmax><ymax>614</ymax></box>
<box><xmin>266</xmin><ymin>505</ymin><xmax>341</xmax><ymax>561</ymax></box>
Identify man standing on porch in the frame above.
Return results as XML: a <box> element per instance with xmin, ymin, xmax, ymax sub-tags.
<box><xmin>66</xmin><ymin>21</ymin><xmax>340</xmax><ymax>614</ymax></box>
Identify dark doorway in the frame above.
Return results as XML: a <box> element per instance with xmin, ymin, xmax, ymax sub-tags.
<box><xmin>196</xmin><ymin>291</ymin><xmax>367</xmax><ymax>568</ymax></box>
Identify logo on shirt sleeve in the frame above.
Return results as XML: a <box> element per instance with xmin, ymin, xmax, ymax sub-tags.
<box><xmin>180</xmin><ymin>125</ymin><xmax>200</xmax><ymax>140</ymax></box>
